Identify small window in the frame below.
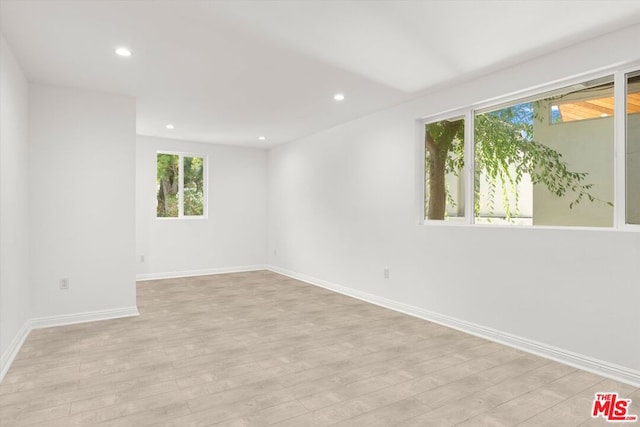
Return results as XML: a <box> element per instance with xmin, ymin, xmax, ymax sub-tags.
<box><xmin>550</xmin><ymin>76</ymin><xmax>640</xmax><ymax>124</ymax></box>
<box><xmin>627</xmin><ymin>70</ymin><xmax>640</xmax><ymax>225</ymax></box>
<box><xmin>425</xmin><ymin>117</ymin><xmax>465</xmax><ymax>221</ymax></box>
<box><xmin>474</xmin><ymin>76</ymin><xmax>614</xmax><ymax>227</ymax></box>
<box><xmin>550</xmin><ymin>96</ymin><xmax>614</xmax><ymax>123</ymax></box>
<box><xmin>156</xmin><ymin>152</ymin><xmax>206</xmax><ymax>218</ymax></box>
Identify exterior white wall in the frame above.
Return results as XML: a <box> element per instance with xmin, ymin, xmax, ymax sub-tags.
<box><xmin>268</xmin><ymin>24</ymin><xmax>640</xmax><ymax>374</ymax></box>
<box><xmin>442</xmin><ymin>168</ymin><xmax>465</xmax><ymax>218</ymax></box>
<box><xmin>533</xmin><ymin>100</ymin><xmax>614</xmax><ymax>227</ymax></box>
<box><xmin>476</xmin><ymin>167</ymin><xmax>533</xmax><ymax>221</ymax></box>
<box><xmin>441</xmin><ymin>153</ymin><xmax>534</xmax><ymax>221</ymax></box>
<box><xmin>136</xmin><ymin>136</ymin><xmax>267</xmax><ymax>279</ymax></box>
<box><xmin>29</xmin><ymin>84</ymin><xmax>137</xmax><ymax>318</ymax></box>
<box><xmin>0</xmin><ymin>36</ymin><xmax>31</xmax><ymax>364</ymax></box>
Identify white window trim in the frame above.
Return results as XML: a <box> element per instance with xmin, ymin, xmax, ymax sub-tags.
<box><xmin>464</xmin><ymin>109</ymin><xmax>474</xmax><ymax>225</ymax></box>
<box><xmin>614</xmin><ymin>70</ymin><xmax>626</xmax><ymax>229</ymax></box>
<box><xmin>156</xmin><ymin>150</ymin><xmax>208</xmax><ymax>220</ymax></box>
<box><xmin>417</xmin><ymin>61</ymin><xmax>640</xmax><ymax>231</ymax></box>
<box><xmin>616</xmin><ymin>64</ymin><xmax>640</xmax><ymax>231</ymax></box>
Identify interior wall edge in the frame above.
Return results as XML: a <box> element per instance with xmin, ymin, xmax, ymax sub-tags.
<box><xmin>0</xmin><ymin>305</ymin><xmax>139</xmax><ymax>383</ymax></box>
<box><xmin>0</xmin><ymin>321</ymin><xmax>30</xmax><ymax>384</ymax></box>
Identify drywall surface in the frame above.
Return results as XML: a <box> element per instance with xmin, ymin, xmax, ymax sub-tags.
<box><xmin>136</xmin><ymin>136</ymin><xmax>267</xmax><ymax>278</ymax></box>
<box><xmin>268</xmin><ymin>24</ymin><xmax>640</xmax><ymax>374</ymax></box>
<box><xmin>0</xmin><ymin>35</ymin><xmax>30</xmax><ymax>361</ymax></box>
<box><xmin>29</xmin><ymin>84</ymin><xmax>137</xmax><ymax>317</ymax></box>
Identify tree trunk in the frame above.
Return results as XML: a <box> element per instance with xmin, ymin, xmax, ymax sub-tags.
<box><xmin>426</xmin><ymin>132</ymin><xmax>447</xmax><ymax>220</ymax></box>
<box><xmin>162</xmin><ymin>179</ymin><xmax>173</xmax><ymax>214</ymax></box>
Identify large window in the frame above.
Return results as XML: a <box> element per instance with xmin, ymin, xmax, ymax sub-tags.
<box><xmin>627</xmin><ymin>71</ymin><xmax>640</xmax><ymax>225</ymax></box>
<box><xmin>156</xmin><ymin>152</ymin><xmax>206</xmax><ymax>218</ymax></box>
<box><xmin>475</xmin><ymin>76</ymin><xmax>614</xmax><ymax>227</ymax></box>
<box><xmin>422</xmin><ymin>72</ymin><xmax>640</xmax><ymax>228</ymax></box>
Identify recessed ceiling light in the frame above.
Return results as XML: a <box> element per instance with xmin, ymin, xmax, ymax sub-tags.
<box><xmin>258</xmin><ymin>136</ymin><xmax>266</xmax><ymax>141</ymax></box>
<box><xmin>166</xmin><ymin>124</ymin><xmax>175</xmax><ymax>130</ymax></box>
<box><xmin>115</xmin><ymin>47</ymin><xmax>132</xmax><ymax>57</ymax></box>
<box><xmin>333</xmin><ymin>93</ymin><xmax>345</xmax><ymax>101</ymax></box>
<box><xmin>600</xmin><ymin>113</ymin><xmax>609</xmax><ymax>117</ymax></box>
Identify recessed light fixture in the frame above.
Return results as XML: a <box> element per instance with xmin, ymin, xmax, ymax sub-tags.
<box><xmin>333</xmin><ymin>93</ymin><xmax>345</xmax><ymax>101</ymax></box>
<box><xmin>600</xmin><ymin>113</ymin><xmax>609</xmax><ymax>117</ymax></box>
<box><xmin>115</xmin><ymin>47</ymin><xmax>132</xmax><ymax>57</ymax></box>
<box><xmin>166</xmin><ymin>124</ymin><xmax>175</xmax><ymax>130</ymax></box>
<box><xmin>258</xmin><ymin>136</ymin><xmax>266</xmax><ymax>141</ymax></box>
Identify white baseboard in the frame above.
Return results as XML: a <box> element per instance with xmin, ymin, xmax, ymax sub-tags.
<box><xmin>136</xmin><ymin>264</ymin><xmax>267</xmax><ymax>281</ymax></box>
<box><xmin>0</xmin><ymin>321</ymin><xmax>31</xmax><ymax>383</ymax></box>
<box><xmin>0</xmin><ymin>306</ymin><xmax>139</xmax><ymax>383</ymax></box>
<box><xmin>29</xmin><ymin>306</ymin><xmax>139</xmax><ymax>330</ymax></box>
<box><xmin>2</xmin><ymin>265</ymin><xmax>266</xmax><ymax>382</ymax></box>
<box><xmin>267</xmin><ymin>265</ymin><xmax>640</xmax><ymax>388</ymax></box>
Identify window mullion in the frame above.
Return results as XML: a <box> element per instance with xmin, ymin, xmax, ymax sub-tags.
<box><xmin>613</xmin><ymin>71</ymin><xmax>626</xmax><ymax>228</ymax></box>
<box><xmin>178</xmin><ymin>154</ymin><xmax>184</xmax><ymax>218</ymax></box>
<box><xmin>416</xmin><ymin>121</ymin><xmax>427</xmax><ymax>223</ymax></box>
<box><xmin>464</xmin><ymin>110</ymin><xmax>475</xmax><ymax>224</ymax></box>
<box><xmin>203</xmin><ymin>157</ymin><xmax>208</xmax><ymax>218</ymax></box>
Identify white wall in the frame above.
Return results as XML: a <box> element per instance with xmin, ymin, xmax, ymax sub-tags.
<box><xmin>136</xmin><ymin>136</ymin><xmax>267</xmax><ymax>279</ymax></box>
<box><xmin>29</xmin><ymin>84</ymin><xmax>137</xmax><ymax>318</ymax></box>
<box><xmin>268</xmin><ymin>24</ymin><xmax>640</xmax><ymax>378</ymax></box>
<box><xmin>0</xmin><ymin>36</ymin><xmax>31</xmax><ymax>366</ymax></box>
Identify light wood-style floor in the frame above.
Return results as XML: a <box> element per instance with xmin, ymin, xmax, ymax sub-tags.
<box><xmin>1</xmin><ymin>271</ymin><xmax>637</xmax><ymax>426</ymax></box>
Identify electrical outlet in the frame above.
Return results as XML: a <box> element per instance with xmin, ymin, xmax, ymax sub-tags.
<box><xmin>140</xmin><ymin>255</ymin><xmax>145</xmax><ymax>263</ymax></box>
<box><xmin>384</xmin><ymin>268</ymin><xmax>390</xmax><ymax>279</ymax></box>
<box><xmin>59</xmin><ymin>278</ymin><xmax>69</xmax><ymax>290</ymax></box>
<box><xmin>273</xmin><ymin>248</ymin><xmax>277</xmax><ymax>256</ymax></box>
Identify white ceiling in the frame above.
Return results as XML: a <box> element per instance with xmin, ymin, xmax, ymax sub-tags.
<box><xmin>2</xmin><ymin>0</ymin><xmax>640</xmax><ymax>147</ymax></box>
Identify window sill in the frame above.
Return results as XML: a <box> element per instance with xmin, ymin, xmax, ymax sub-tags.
<box><xmin>420</xmin><ymin>220</ymin><xmax>640</xmax><ymax>232</ymax></box>
<box><xmin>155</xmin><ymin>216</ymin><xmax>208</xmax><ymax>221</ymax></box>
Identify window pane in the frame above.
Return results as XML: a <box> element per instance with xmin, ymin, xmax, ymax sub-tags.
<box><xmin>157</xmin><ymin>153</ymin><xmax>179</xmax><ymax>217</ymax></box>
<box><xmin>425</xmin><ymin>117</ymin><xmax>465</xmax><ymax>221</ymax></box>
<box><xmin>183</xmin><ymin>156</ymin><xmax>204</xmax><ymax>216</ymax></box>
<box><xmin>550</xmin><ymin>95</ymin><xmax>614</xmax><ymax>123</ymax></box>
<box><xmin>627</xmin><ymin>70</ymin><xmax>640</xmax><ymax>224</ymax></box>
<box><xmin>474</xmin><ymin>76</ymin><xmax>614</xmax><ymax>227</ymax></box>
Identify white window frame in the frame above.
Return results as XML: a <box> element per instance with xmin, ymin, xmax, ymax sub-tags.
<box><xmin>417</xmin><ymin>61</ymin><xmax>640</xmax><ymax>231</ymax></box>
<box><xmin>418</xmin><ymin>110</ymin><xmax>474</xmax><ymax>226</ymax></box>
<box><xmin>156</xmin><ymin>151</ymin><xmax>208</xmax><ymax>220</ymax></box>
<box><xmin>617</xmin><ymin>64</ymin><xmax>640</xmax><ymax>230</ymax></box>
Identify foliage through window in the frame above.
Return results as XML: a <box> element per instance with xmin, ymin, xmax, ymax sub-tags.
<box><xmin>425</xmin><ymin>76</ymin><xmax>617</xmax><ymax>227</ymax></box>
<box><xmin>157</xmin><ymin>152</ymin><xmax>205</xmax><ymax>218</ymax></box>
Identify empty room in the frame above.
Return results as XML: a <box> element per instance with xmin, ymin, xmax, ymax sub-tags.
<box><xmin>1</xmin><ymin>1</ymin><xmax>639</xmax><ymax>426</ymax></box>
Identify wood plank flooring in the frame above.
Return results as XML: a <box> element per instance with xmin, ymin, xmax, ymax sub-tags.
<box><xmin>1</xmin><ymin>270</ymin><xmax>637</xmax><ymax>426</ymax></box>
